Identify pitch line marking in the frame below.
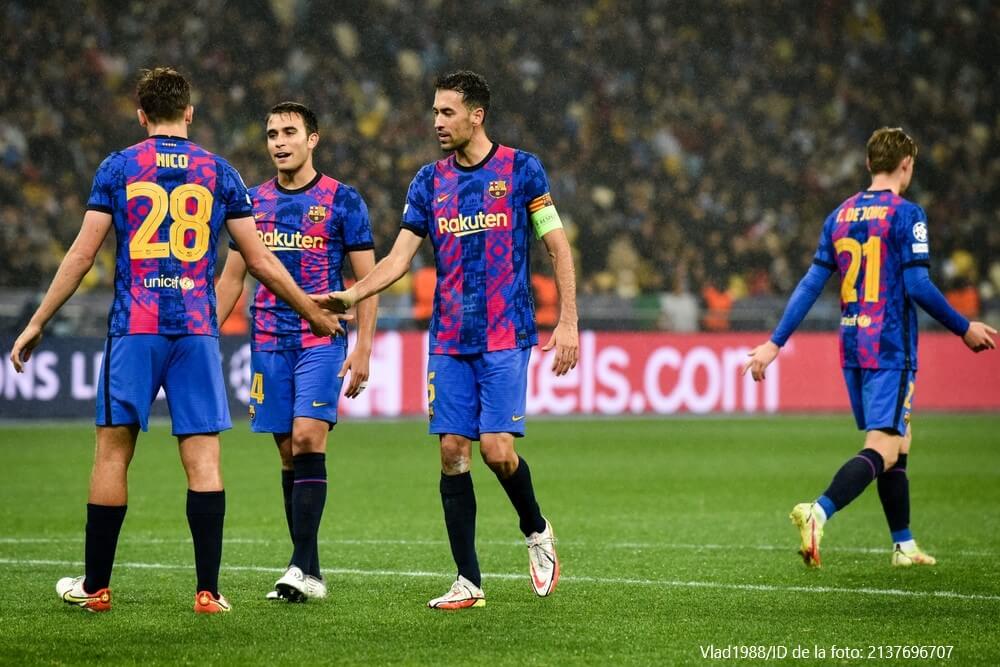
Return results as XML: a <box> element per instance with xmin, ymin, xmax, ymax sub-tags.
<box><xmin>1</xmin><ymin>557</ymin><xmax>998</xmax><ymax>602</ymax></box>
<box><xmin>0</xmin><ymin>536</ymin><xmax>991</xmax><ymax>558</ymax></box>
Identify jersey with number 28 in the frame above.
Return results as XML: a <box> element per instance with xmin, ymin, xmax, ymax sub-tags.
<box><xmin>813</xmin><ymin>190</ymin><xmax>931</xmax><ymax>370</ymax></box>
<box><xmin>86</xmin><ymin>136</ymin><xmax>253</xmax><ymax>336</ymax></box>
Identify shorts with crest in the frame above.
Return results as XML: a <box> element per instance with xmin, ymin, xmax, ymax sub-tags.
<box><xmin>249</xmin><ymin>344</ymin><xmax>346</xmax><ymax>434</ymax></box>
<box><xmin>842</xmin><ymin>367</ymin><xmax>915</xmax><ymax>435</ymax></box>
<box><xmin>427</xmin><ymin>348</ymin><xmax>530</xmax><ymax>441</ymax></box>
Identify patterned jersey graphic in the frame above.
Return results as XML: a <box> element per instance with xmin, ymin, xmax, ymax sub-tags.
<box><xmin>87</xmin><ymin>136</ymin><xmax>252</xmax><ymax>336</ymax></box>
<box><xmin>401</xmin><ymin>144</ymin><xmax>550</xmax><ymax>354</ymax></box>
<box><xmin>244</xmin><ymin>174</ymin><xmax>373</xmax><ymax>351</ymax></box>
<box><xmin>813</xmin><ymin>190</ymin><xmax>931</xmax><ymax>369</ymax></box>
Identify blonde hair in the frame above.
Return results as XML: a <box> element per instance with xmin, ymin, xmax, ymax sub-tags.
<box><xmin>866</xmin><ymin>127</ymin><xmax>917</xmax><ymax>174</ymax></box>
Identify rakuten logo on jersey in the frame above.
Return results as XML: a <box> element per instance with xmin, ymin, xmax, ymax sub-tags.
<box><xmin>258</xmin><ymin>229</ymin><xmax>326</xmax><ymax>251</ymax></box>
<box><xmin>526</xmin><ymin>332</ymin><xmax>779</xmax><ymax>415</ymax></box>
<box><xmin>437</xmin><ymin>211</ymin><xmax>509</xmax><ymax>237</ymax></box>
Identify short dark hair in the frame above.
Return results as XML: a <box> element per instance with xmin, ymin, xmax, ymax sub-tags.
<box><xmin>867</xmin><ymin>127</ymin><xmax>918</xmax><ymax>174</ymax></box>
<box><xmin>434</xmin><ymin>70</ymin><xmax>490</xmax><ymax>118</ymax></box>
<box><xmin>266</xmin><ymin>101</ymin><xmax>318</xmax><ymax>136</ymax></box>
<box><xmin>135</xmin><ymin>67</ymin><xmax>191</xmax><ymax>124</ymax></box>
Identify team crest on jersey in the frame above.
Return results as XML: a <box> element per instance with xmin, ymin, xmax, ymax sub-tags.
<box><xmin>308</xmin><ymin>205</ymin><xmax>328</xmax><ymax>222</ymax></box>
<box><xmin>248</xmin><ymin>404</ymin><xmax>256</xmax><ymax>420</ymax></box>
<box><xmin>488</xmin><ymin>180</ymin><xmax>508</xmax><ymax>199</ymax></box>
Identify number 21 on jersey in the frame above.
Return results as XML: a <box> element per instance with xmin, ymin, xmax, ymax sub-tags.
<box><xmin>126</xmin><ymin>181</ymin><xmax>212</xmax><ymax>262</ymax></box>
<box><xmin>834</xmin><ymin>236</ymin><xmax>881</xmax><ymax>303</ymax></box>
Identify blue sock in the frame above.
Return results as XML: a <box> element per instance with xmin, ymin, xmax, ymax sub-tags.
<box><xmin>186</xmin><ymin>490</ymin><xmax>225</xmax><ymax>596</ymax></box>
<box><xmin>291</xmin><ymin>453</ymin><xmax>326</xmax><ymax>578</ymax></box>
<box><xmin>816</xmin><ymin>495</ymin><xmax>836</xmax><ymax>520</ymax></box>
<box><xmin>819</xmin><ymin>448</ymin><xmax>884</xmax><ymax>519</ymax></box>
<box><xmin>891</xmin><ymin>528</ymin><xmax>913</xmax><ymax>543</ymax></box>
<box><xmin>84</xmin><ymin>503</ymin><xmax>127</xmax><ymax>592</ymax></box>
<box><xmin>440</xmin><ymin>472</ymin><xmax>480</xmax><ymax>588</ymax></box>
<box><xmin>496</xmin><ymin>456</ymin><xmax>546</xmax><ymax>537</ymax></box>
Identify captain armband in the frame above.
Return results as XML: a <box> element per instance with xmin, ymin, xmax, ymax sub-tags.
<box><xmin>528</xmin><ymin>193</ymin><xmax>563</xmax><ymax>239</ymax></box>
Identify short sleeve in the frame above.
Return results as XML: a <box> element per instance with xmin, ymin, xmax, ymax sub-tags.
<box><xmin>86</xmin><ymin>154</ymin><xmax>120</xmax><ymax>213</ymax></box>
<box><xmin>897</xmin><ymin>204</ymin><xmax>931</xmax><ymax>268</ymax></box>
<box><xmin>400</xmin><ymin>165</ymin><xmax>434</xmax><ymax>237</ymax></box>
<box><xmin>337</xmin><ymin>185</ymin><xmax>375</xmax><ymax>251</ymax></box>
<box><xmin>218</xmin><ymin>160</ymin><xmax>253</xmax><ymax>219</ymax></box>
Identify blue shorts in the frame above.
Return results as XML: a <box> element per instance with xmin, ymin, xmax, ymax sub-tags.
<box><xmin>249</xmin><ymin>345</ymin><xmax>346</xmax><ymax>434</ymax></box>
<box><xmin>843</xmin><ymin>368</ymin><xmax>916</xmax><ymax>434</ymax></box>
<box><xmin>427</xmin><ymin>348</ymin><xmax>530</xmax><ymax>441</ymax></box>
<box><xmin>95</xmin><ymin>335</ymin><xmax>231</xmax><ymax>436</ymax></box>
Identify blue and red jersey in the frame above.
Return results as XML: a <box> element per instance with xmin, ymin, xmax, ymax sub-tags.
<box><xmin>813</xmin><ymin>190</ymin><xmax>931</xmax><ymax>369</ymax></box>
<box><xmin>244</xmin><ymin>173</ymin><xmax>373</xmax><ymax>352</ymax></box>
<box><xmin>86</xmin><ymin>136</ymin><xmax>252</xmax><ymax>336</ymax></box>
<box><xmin>401</xmin><ymin>144</ymin><xmax>550</xmax><ymax>354</ymax></box>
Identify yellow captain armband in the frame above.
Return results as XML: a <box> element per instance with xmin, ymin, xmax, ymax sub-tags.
<box><xmin>528</xmin><ymin>193</ymin><xmax>563</xmax><ymax>239</ymax></box>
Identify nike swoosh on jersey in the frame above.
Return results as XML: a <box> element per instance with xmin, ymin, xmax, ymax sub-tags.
<box><xmin>312</xmin><ymin>401</ymin><xmax>329</xmax><ymax>407</ymax></box>
<box><xmin>436</xmin><ymin>193</ymin><xmax>451</xmax><ymax>203</ymax></box>
<box><xmin>512</xmin><ymin>415</ymin><xmax>525</xmax><ymax>421</ymax></box>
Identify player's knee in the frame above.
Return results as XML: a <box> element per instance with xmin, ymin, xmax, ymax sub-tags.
<box><xmin>290</xmin><ymin>431</ymin><xmax>325</xmax><ymax>455</ymax></box>
<box><xmin>441</xmin><ymin>450</ymin><xmax>471</xmax><ymax>475</ymax></box>
<box><xmin>440</xmin><ymin>435</ymin><xmax>471</xmax><ymax>474</ymax></box>
<box><xmin>865</xmin><ymin>429</ymin><xmax>901</xmax><ymax>469</ymax></box>
<box><xmin>184</xmin><ymin>460</ymin><xmax>223</xmax><ymax>491</ymax></box>
<box><xmin>479</xmin><ymin>438</ymin><xmax>516</xmax><ymax>477</ymax></box>
<box><xmin>880</xmin><ymin>449</ymin><xmax>898</xmax><ymax>470</ymax></box>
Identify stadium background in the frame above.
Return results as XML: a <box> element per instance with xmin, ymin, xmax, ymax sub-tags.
<box><xmin>1</xmin><ymin>0</ymin><xmax>997</xmax><ymax>416</ymax></box>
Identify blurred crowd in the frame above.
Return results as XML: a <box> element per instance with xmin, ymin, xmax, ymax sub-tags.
<box><xmin>2</xmin><ymin>0</ymin><xmax>998</xmax><ymax>330</ymax></box>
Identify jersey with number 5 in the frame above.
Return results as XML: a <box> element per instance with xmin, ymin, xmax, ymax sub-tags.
<box><xmin>813</xmin><ymin>190</ymin><xmax>930</xmax><ymax>370</ymax></box>
<box><xmin>86</xmin><ymin>136</ymin><xmax>253</xmax><ymax>336</ymax></box>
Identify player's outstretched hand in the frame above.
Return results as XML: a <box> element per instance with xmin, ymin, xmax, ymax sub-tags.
<box><xmin>307</xmin><ymin>309</ymin><xmax>353</xmax><ymax>338</ymax></box>
<box><xmin>311</xmin><ymin>290</ymin><xmax>354</xmax><ymax>314</ymax></box>
<box><xmin>9</xmin><ymin>323</ymin><xmax>43</xmax><ymax>373</ymax></box>
<box><xmin>741</xmin><ymin>340</ymin><xmax>780</xmax><ymax>382</ymax></box>
<box><xmin>962</xmin><ymin>321</ymin><xmax>997</xmax><ymax>353</ymax></box>
<box><xmin>541</xmin><ymin>320</ymin><xmax>579</xmax><ymax>376</ymax></box>
<box><xmin>339</xmin><ymin>346</ymin><xmax>371</xmax><ymax>399</ymax></box>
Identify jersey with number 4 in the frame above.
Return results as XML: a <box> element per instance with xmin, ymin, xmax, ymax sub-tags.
<box><xmin>86</xmin><ymin>136</ymin><xmax>252</xmax><ymax>336</ymax></box>
<box><xmin>813</xmin><ymin>189</ymin><xmax>930</xmax><ymax>370</ymax></box>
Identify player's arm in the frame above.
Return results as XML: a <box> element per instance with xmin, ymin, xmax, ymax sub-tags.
<box><xmin>314</xmin><ymin>229</ymin><xmax>423</xmax><ymax>313</ymax></box>
<box><xmin>226</xmin><ymin>216</ymin><xmax>349</xmax><ymax>337</ymax></box>
<box><xmin>539</xmin><ymin>224</ymin><xmax>579</xmax><ymax>376</ymax></box>
<box><xmin>215</xmin><ymin>248</ymin><xmax>248</xmax><ymax>326</ymax></box>
<box><xmin>10</xmin><ymin>210</ymin><xmax>112</xmax><ymax>372</ymax></box>
<box><xmin>339</xmin><ymin>248</ymin><xmax>379</xmax><ymax>398</ymax></box>
<box><xmin>903</xmin><ymin>265</ymin><xmax>996</xmax><ymax>352</ymax></box>
<box><xmin>742</xmin><ymin>262</ymin><xmax>834</xmax><ymax>381</ymax></box>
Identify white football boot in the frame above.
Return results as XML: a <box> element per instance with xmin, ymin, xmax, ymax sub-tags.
<box><xmin>526</xmin><ymin>518</ymin><xmax>560</xmax><ymax>596</ymax></box>
<box><xmin>427</xmin><ymin>575</ymin><xmax>486</xmax><ymax>609</ymax></box>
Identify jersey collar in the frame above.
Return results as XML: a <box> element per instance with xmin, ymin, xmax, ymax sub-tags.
<box><xmin>452</xmin><ymin>142</ymin><xmax>499</xmax><ymax>172</ymax></box>
<box><xmin>275</xmin><ymin>171</ymin><xmax>323</xmax><ymax>195</ymax></box>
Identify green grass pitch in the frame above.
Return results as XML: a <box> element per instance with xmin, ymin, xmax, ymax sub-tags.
<box><xmin>1</xmin><ymin>415</ymin><xmax>998</xmax><ymax>665</ymax></box>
